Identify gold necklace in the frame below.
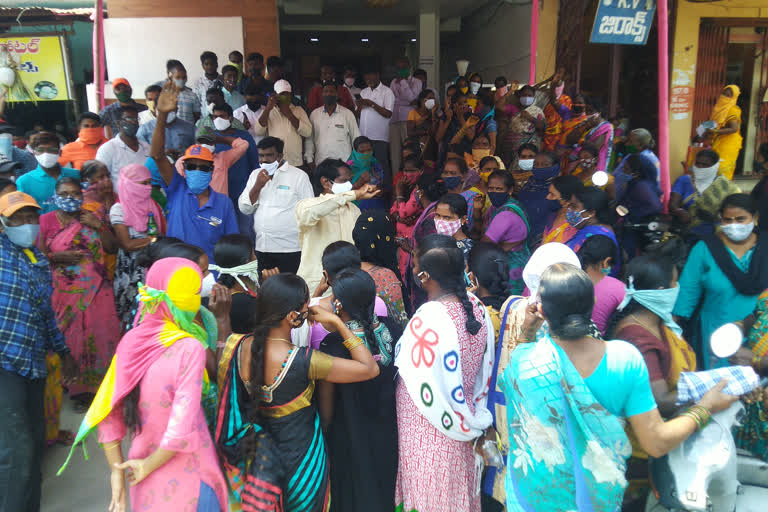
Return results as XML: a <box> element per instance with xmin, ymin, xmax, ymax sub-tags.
<box><xmin>628</xmin><ymin>313</ymin><xmax>661</xmax><ymax>337</ymax></box>
<box><xmin>266</xmin><ymin>337</ymin><xmax>291</xmax><ymax>343</ymax></box>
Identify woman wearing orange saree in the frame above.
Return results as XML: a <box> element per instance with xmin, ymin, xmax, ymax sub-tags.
<box><xmin>541</xmin><ymin>175</ymin><xmax>583</xmax><ymax>246</ymax></box>
<box><xmin>709</xmin><ymin>85</ymin><xmax>743</xmax><ymax>180</ymax></box>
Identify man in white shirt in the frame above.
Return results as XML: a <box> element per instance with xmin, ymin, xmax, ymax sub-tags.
<box><xmin>358</xmin><ymin>69</ymin><xmax>394</xmax><ymax>182</ymax></box>
<box><xmin>233</xmin><ymin>82</ymin><xmax>266</xmax><ymax>145</ymax></box>
<box><xmin>94</xmin><ymin>106</ymin><xmax>151</xmax><ymax>191</ymax></box>
<box><xmin>389</xmin><ymin>57</ymin><xmax>423</xmax><ymax>174</ymax></box>
<box><xmin>254</xmin><ymin>79</ymin><xmax>312</xmax><ymax>167</ymax></box>
<box><xmin>238</xmin><ymin>136</ymin><xmax>313</xmax><ymax>274</ymax></box>
<box><xmin>305</xmin><ymin>82</ymin><xmax>360</xmax><ymax>169</ymax></box>
<box><xmin>139</xmin><ymin>85</ymin><xmax>161</xmax><ymax>125</ymax></box>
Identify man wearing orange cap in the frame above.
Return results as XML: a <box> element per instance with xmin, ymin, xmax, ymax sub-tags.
<box><xmin>0</xmin><ymin>191</ymin><xmax>77</xmax><ymax>511</ymax></box>
<box><xmin>150</xmin><ymin>86</ymin><xmax>239</xmax><ymax>263</ymax></box>
<box><xmin>98</xmin><ymin>78</ymin><xmax>148</xmax><ymax>139</ymax></box>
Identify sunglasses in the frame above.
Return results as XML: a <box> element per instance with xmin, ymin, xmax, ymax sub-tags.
<box><xmin>185</xmin><ymin>163</ymin><xmax>213</xmax><ymax>173</ymax></box>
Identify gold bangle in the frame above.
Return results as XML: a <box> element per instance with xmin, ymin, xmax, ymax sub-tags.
<box><xmin>103</xmin><ymin>440</ymin><xmax>121</xmax><ymax>450</ymax></box>
<box><xmin>343</xmin><ymin>336</ymin><xmax>364</xmax><ymax>351</ymax></box>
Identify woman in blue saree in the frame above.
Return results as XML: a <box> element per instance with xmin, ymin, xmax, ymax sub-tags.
<box><xmin>499</xmin><ymin>263</ymin><xmax>737</xmax><ymax>512</ymax></box>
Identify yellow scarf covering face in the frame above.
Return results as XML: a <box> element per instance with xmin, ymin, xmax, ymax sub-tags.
<box><xmin>711</xmin><ymin>85</ymin><xmax>740</xmax><ymax>127</ymax></box>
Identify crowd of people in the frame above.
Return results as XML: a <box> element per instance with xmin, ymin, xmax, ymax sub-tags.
<box><xmin>1</xmin><ymin>48</ymin><xmax>767</xmax><ymax>512</ymax></box>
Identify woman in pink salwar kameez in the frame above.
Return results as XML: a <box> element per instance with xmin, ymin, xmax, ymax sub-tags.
<box><xmin>93</xmin><ymin>258</ymin><xmax>228</xmax><ymax>512</ymax></box>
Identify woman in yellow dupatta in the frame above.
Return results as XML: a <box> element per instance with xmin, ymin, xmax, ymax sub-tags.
<box><xmin>709</xmin><ymin>85</ymin><xmax>743</xmax><ymax>180</ymax></box>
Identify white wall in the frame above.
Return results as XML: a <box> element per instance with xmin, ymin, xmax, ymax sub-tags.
<box><xmin>441</xmin><ymin>3</ymin><xmax>532</xmax><ymax>86</ymax></box>
<box><xmin>103</xmin><ymin>17</ymin><xmax>244</xmax><ymax>94</ymax></box>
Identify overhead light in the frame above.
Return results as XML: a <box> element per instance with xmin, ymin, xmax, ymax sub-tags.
<box><xmin>310</xmin><ymin>37</ymin><xmax>319</xmax><ymax>42</ymax></box>
<box><xmin>411</xmin><ymin>38</ymin><xmax>417</xmax><ymax>42</ymax></box>
<box><xmin>361</xmin><ymin>38</ymin><xmax>369</xmax><ymax>42</ymax></box>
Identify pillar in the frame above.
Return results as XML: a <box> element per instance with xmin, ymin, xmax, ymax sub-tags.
<box><xmin>418</xmin><ymin>5</ymin><xmax>440</xmax><ymax>90</ymax></box>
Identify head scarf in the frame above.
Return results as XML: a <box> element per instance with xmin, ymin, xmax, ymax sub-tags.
<box><xmin>353</xmin><ymin>210</ymin><xmax>401</xmax><ymax>279</ymax></box>
<box><xmin>348</xmin><ymin>149</ymin><xmax>377</xmax><ymax>184</ymax></box>
<box><xmin>59</xmin><ymin>258</ymin><xmax>208</xmax><ymax>473</ymax></box>
<box><xmin>710</xmin><ymin>85</ymin><xmax>741</xmax><ymax>127</ymax></box>
<box><xmin>522</xmin><ymin>242</ymin><xmax>580</xmax><ymax>299</ymax></box>
<box><xmin>117</xmin><ymin>164</ymin><xmax>164</xmax><ymax>233</ymax></box>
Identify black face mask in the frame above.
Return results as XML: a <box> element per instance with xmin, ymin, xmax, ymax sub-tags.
<box><xmin>246</xmin><ymin>101</ymin><xmax>261</xmax><ymax>111</ymax></box>
<box><xmin>572</xmin><ymin>106</ymin><xmax>585</xmax><ymax>115</ymax></box>
<box><xmin>323</xmin><ymin>95</ymin><xmax>337</xmax><ymax>106</ymax></box>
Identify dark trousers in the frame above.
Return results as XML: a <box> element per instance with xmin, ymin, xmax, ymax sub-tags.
<box><xmin>256</xmin><ymin>251</ymin><xmax>301</xmax><ymax>275</ymax></box>
<box><xmin>0</xmin><ymin>368</ymin><xmax>45</xmax><ymax>512</ymax></box>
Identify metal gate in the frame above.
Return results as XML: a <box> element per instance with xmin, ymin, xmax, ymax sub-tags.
<box><xmin>691</xmin><ymin>23</ymin><xmax>730</xmax><ymax>134</ymax></box>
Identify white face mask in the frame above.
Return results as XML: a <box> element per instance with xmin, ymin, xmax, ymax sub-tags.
<box><xmin>209</xmin><ymin>259</ymin><xmax>261</xmax><ymax>292</ymax></box>
<box><xmin>520</xmin><ymin>96</ymin><xmax>535</xmax><ymax>107</ymax></box>
<box><xmin>344</xmin><ymin>77</ymin><xmax>355</xmax><ymax>87</ymax></box>
<box><xmin>470</xmin><ymin>82</ymin><xmax>481</xmax><ymax>95</ymax></box>
<box><xmin>200</xmin><ymin>143</ymin><xmax>215</xmax><ymax>154</ymax></box>
<box><xmin>518</xmin><ymin>158</ymin><xmax>534</xmax><ymax>171</ymax></box>
<box><xmin>261</xmin><ymin>160</ymin><xmax>281</xmax><ymax>176</ymax></box>
<box><xmin>200</xmin><ymin>272</ymin><xmax>216</xmax><ymax>298</ymax></box>
<box><xmin>36</xmin><ymin>152</ymin><xmax>59</xmax><ymax>169</ymax></box>
<box><xmin>206</xmin><ymin>102</ymin><xmax>215</xmax><ymax>115</ymax></box>
<box><xmin>692</xmin><ymin>162</ymin><xmax>719</xmax><ymax>193</ymax></box>
<box><xmin>173</xmin><ymin>78</ymin><xmax>187</xmax><ymax>88</ymax></box>
<box><xmin>424</xmin><ymin>98</ymin><xmax>436</xmax><ymax>110</ymax></box>
<box><xmin>213</xmin><ymin>117</ymin><xmax>231</xmax><ymax>131</ymax></box>
<box><xmin>331</xmin><ymin>181</ymin><xmax>353</xmax><ymax>194</ymax></box>
<box><xmin>721</xmin><ymin>222</ymin><xmax>754</xmax><ymax>242</ymax></box>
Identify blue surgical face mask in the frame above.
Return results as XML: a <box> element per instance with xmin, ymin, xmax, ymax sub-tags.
<box><xmin>1</xmin><ymin>219</ymin><xmax>40</xmax><ymax>248</ymax></box>
<box><xmin>53</xmin><ymin>194</ymin><xmax>83</xmax><ymax>213</ymax></box>
<box><xmin>443</xmin><ymin>175</ymin><xmax>462</xmax><ymax>190</ymax></box>
<box><xmin>185</xmin><ymin>170</ymin><xmax>212</xmax><ymax>194</ymax></box>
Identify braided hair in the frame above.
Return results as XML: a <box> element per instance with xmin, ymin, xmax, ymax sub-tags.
<box><xmin>417</xmin><ymin>234</ymin><xmax>482</xmax><ymax>335</ymax></box>
<box><xmin>248</xmin><ymin>274</ymin><xmax>309</xmax><ymax>428</ymax></box>
<box><xmin>332</xmin><ymin>269</ymin><xmax>378</xmax><ymax>352</ymax></box>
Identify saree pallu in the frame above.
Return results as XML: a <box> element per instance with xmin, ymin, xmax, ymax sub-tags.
<box><xmin>489</xmin><ymin>198</ymin><xmax>531</xmax><ymax>295</ymax></box>
<box><xmin>82</xmin><ymin>193</ymin><xmax>116</xmax><ymax>279</ymax></box>
<box><xmin>580</xmin><ymin>121</ymin><xmax>614</xmax><ymax>173</ymax></box>
<box><xmin>216</xmin><ymin>334</ymin><xmax>285</xmax><ymax>512</ymax></box>
<box><xmin>737</xmin><ymin>290</ymin><xmax>768</xmax><ymax>461</ymax></box>
<box><xmin>542</xmin><ymin>96</ymin><xmax>572</xmax><ymax>152</ymax></box>
<box><xmin>44</xmin><ymin>352</ymin><xmax>63</xmax><ymax>445</ymax></box>
<box><xmin>499</xmin><ymin>333</ymin><xmax>631</xmax><ymax>512</ymax></box>
<box><xmin>542</xmin><ymin>211</ymin><xmax>577</xmax><ymax>246</ymax></box>
<box><xmin>687</xmin><ymin>176</ymin><xmax>742</xmax><ymax>226</ymax></box>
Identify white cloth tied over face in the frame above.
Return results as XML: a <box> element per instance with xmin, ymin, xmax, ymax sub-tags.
<box><xmin>522</xmin><ymin>243</ymin><xmax>580</xmax><ymax>301</ymax></box>
<box><xmin>692</xmin><ymin>161</ymin><xmax>719</xmax><ymax>194</ymax></box>
<box><xmin>208</xmin><ymin>259</ymin><xmax>260</xmax><ymax>293</ymax></box>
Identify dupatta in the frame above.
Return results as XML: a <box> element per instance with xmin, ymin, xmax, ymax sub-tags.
<box><xmin>394</xmin><ymin>294</ymin><xmax>495</xmax><ymax>441</ymax></box>
<box><xmin>500</xmin><ymin>333</ymin><xmax>631</xmax><ymax>512</ymax></box>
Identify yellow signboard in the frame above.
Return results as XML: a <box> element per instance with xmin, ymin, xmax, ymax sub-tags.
<box><xmin>0</xmin><ymin>35</ymin><xmax>71</xmax><ymax>101</ymax></box>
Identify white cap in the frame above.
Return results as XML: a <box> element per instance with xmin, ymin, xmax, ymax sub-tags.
<box><xmin>274</xmin><ymin>79</ymin><xmax>292</xmax><ymax>95</ymax></box>
<box><xmin>522</xmin><ymin>243</ymin><xmax>580</xmax><ymax>299</ymax></box>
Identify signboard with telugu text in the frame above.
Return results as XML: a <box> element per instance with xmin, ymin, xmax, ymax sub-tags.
<box><xmin>590</xmin><ymin>0</ymin><xmax>656</xmax><ymax>46</ymax></box>
<box><xmin>0</xmin><ymin>35</ymin><xmax>71</xmax><ymax>101</ymax></box>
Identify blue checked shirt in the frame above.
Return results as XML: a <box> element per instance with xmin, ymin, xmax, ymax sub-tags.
<box><xmin>0</xmin><ymin>234</ymin><xmax>68</xmax><ymax>379</ymax></box>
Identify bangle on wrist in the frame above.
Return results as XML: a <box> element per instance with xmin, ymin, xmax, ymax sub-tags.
<box><xmin>682</xmin><ymin>404</ymin><xmax>711</xmax><ymax>430</ymax></box>
<box><xmin>343</xmin><ymin>336</ymin><xmax>364</xmax><ymax>351</ymax></box>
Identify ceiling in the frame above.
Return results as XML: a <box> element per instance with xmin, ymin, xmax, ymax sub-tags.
<box><xmin>279</xmin><ymin>0</ymin><xmax>490</xmax><ymax>26</ymax></box>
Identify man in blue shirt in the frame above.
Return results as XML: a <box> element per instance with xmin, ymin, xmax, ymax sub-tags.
<box><xmin>16</xmin><ymin>132</ymin><xmax>79</xmax><ymax>213</ymax></box>
<box><xmin>0</xmin><ymin>191</ymin><xmax>76</xmax><ymax>511</ymax></box>
<box><xmin>151</xmin><ymin>86</ymin><xmax>239</xmax><ymax>263</ymax></box>
<box><xmin>136</xmin><ymin>113</ymin><xmax>196</xmax><ymax>158</ymax></box>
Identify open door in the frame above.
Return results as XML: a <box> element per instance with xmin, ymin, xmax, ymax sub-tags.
<box><xmin>691</xmin><ymin>23</ymin><xmax>730</xmax><ymax>135</ymax></box>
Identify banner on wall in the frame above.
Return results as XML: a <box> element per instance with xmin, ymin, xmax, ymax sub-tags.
<box><xmin>590</xmin><ymin>0</ymin><xmax>656</xmax><ymax>46</ymax></box>
<box><xmin>0</xmin><ymin>35</ymin><xmax>72</xmax><ymax>101</ymax></box>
